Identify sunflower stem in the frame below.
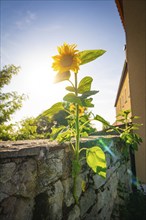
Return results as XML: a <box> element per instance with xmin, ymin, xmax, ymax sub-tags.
<box><xmin>75</xmin><ymin>73</ymin><xmax>80</xmax><ymax>159</ymax></box>
<box><xmin>73</xmin><ymin>72</ymin><xmax>80</xmax><ymax>204</ymax></box>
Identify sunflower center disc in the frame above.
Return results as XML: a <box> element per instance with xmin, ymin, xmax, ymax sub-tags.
<box><xmin>61</xmin><ymin>55</ymin><xmax>73</xmax><ymax>67</ymax></box>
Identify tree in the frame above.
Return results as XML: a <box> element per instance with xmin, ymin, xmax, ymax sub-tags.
<box><xmin>15</xmin><ymin>116</ymin><xmax>53</xmax><ymax>140</ymax></box>
<box><xmin>0</xmin><ymin>65</ymin><xmax>25</xmax><ymax>140</ymax></box>
<box><xmin>16</xmin><ymin>117</ymin><xmax>40</xmax><ymax>140</ymax></box>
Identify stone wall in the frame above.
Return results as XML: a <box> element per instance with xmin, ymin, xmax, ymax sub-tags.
<box><xmin>0</xmin><ymin>136</ymin><xmax>132</xmax><ymax>220</ymax></box>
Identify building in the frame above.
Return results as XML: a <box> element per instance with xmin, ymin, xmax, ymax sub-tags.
<box><xmin>114</xmin><ymin>60</ymin><xmax>131</xmax><ymax>121</ymax></box>
<box><xmin>115</xmin><ymin>0</ymin><xmax>146</xmax><ymax>184</ymax></box>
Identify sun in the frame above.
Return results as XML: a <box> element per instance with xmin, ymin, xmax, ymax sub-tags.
<box><xmin>18</xmin><ymin>54</ymin><xmax>67</xmax><ymax>120</ymax></box>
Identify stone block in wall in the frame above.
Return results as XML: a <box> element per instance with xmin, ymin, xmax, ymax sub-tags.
<box><xmin>62</xmin><ymin>177</ymin><xmax>74</xmax><ymax>207</ymax></box>
<box><xmin>67</xmin><ymin>205</ymin><xmax>80</xmax><ymax>220</ymax></box>
<box><xmin>0</xmin><ymin>159</ymin><xmax>37</xmax><ymax>199</ymax></box>
<box><xmin>37</xmin><ymin>149</ymin><xmax>64</xmax><ymax>192</ymax></box>
<box><xmin>93</xmin><ymin>174</ymin><xmax>106</xmax><ymax>189</ymax></box>
<box><xmin>0</xmin><ymin>162</ymin><xmax>16</xmax><ymax>183</ymax></box>
<box><xmin>48</xmin><ymin>180</ymin><xmax>64</xmax><ymax>220</ymax></box>
<box><xmin>80</xmin><ymin>187</ymin><xmax>96</xmax><ymax>217</ymax></box>
<box><xmin>0</xmin><ymin>196</ymin><xmax>34</xmax><ymax>220</ymax></box>
<box><xmin>62</xmin><ymin>146</ymin><xmax>73</xmax><ymax>179</ymax></box>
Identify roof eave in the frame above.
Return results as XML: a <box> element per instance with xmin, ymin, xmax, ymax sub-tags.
<box><xmin>115</xmin><ymin>0</ymin><xmax>125</xmax><ymax>31</ymax></box>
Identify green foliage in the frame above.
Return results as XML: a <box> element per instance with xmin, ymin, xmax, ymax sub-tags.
<box><xmin>63</xmin><ymin>93</ymin><xmax>82</xmax><ymax>105</ymax></box>
<box><xmin>37</xmin><ymin>102</ymin><xmax>64</xmax><ymax>120</ymax></box>
<box><xmin>0</xmin><ymin>65</ymin><xmax>25</xmax><ymax>140</ymax></box>
<box><xmin>65</xmin><ymin>86</ymin><xmax>75</xmax><ymax>92</ymax></box>
<box><xmin>36</xmin><ymin>116</ymin><xmax>53</xmax><ymax>136</ymax></box>
<box><xmin>51</xmin><ymin>125</ymin><xmax>73</xmax><ymax>142</ymax></box>
<box><xmin>0</xmin><ymin>123</ymin><xmax>16</xmax><ymax>141</ymax></box>
<box><xmin>63</xmin><ymin>76</ymin><xmax>98</xmax><ymax>108</ymax></box>
<box><xmin>14</xmin><ymin>101</ymin><xmax>95</xmax><ymax>141</ymax></box>
<box><xmin>77</xmin><ymin>76</ymin><xmax>93</xmax><ymax>94</ymax></box>
<box><xmin>81</xmin><ymin>90</ymin><xmax>99</xmax><ymax>99</ymax></box>
<box><xmin>79</xmin><ymin>50</ymin><xmax>106</xmax><ymax>65</ymax></box>
<box><xmin>15</xmin><ymin>115</ymin><xmax>56</xmax><ymax>140</ymax></box>
<box><xmin>86</xmin><ymin>146</ymin><xmax>106</xmax><ymax>178</ymax></box>
<box><xmin>94</xmin><ymin>114</ymin><xmax>111</xmax><ymax>128</ymax></box>
<box><xmin>114</xmin><ymin>110</ymin><xmax>142</xmax><ymax>156</ymax></box>
<box><xmin>50</xmin><ymin>103</ymin><xmax>96</xmax><ymax>143</ymax></box>
<box><xmin>94</xmin><ymin>110</ymin><xmax>142</xmax><ymax>157</ymax></box>
<box><xmin>52</xmin><ymin>109</ymin><xmax>68</xmax><ymax>126</ymax></box>
<box><xmin>0</xmin><ymin>64</ymin><xmax>20</xmax><ymax>88</ymax></box>
<box><xmin>16</xmin><ymin>117</ymin><xmax>39</xmax><ymax>140</ymax></box>
<box><xmin>0</xmin><ymin>92</ymin><xmax>24</xmax><ymax>124</ymax></box>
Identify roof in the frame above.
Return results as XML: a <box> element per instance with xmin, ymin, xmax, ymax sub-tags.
<box><xmin>114</xmin><ymin>61</ymin><xmax>127</xmax><ymax>107</ymax></box>
<box><xmin>115</xmin><ymin>0</ymin><xmax>125</xmax><ymax>30</ymax></box>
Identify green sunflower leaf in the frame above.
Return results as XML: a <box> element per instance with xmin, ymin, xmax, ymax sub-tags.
<box><xmin>86</xmin><ymin>146</ymin><xmax>106</xmax><ymax>178</ymax></box>
<box><xmin>50</xmin><ymin>126</ymin><xmax>66</xmax><ymax>140</ymax></box>
<box><xmin>54</xmin><ymin>71</ymin><xmax>71</xmax><ymax>83</ymax></box>
<box><xmin>63</xmin><ymin>93</ymin><xmax>82</xmax><ymax>105</ymax></box>
<box><xmin>94</xmin><ymin>115</ymin><xmax>111</xmax><ymax>128</ymax></box>
<box><xmin>81</xmin><ymin>98</ymin><xmax>94</xmax><ymax>107</ymax></box>
<box><xmin>81</xmin><ymin>90</ymin><xmax>99</xmax><ymax>99</ymax></box>
<box><xmin>65</xmin><ymin>86</ymin><xmax>75</xmax><ymax>92</ymax></box>
<box><xmin>78</xmin><ymin>76</ymin><xmax>93</xmax><ymax>94</ymax></box>
<box><xmin>37</xmin><ymin>102</ymin><xmax>64</xmax><ymax>119</ymax></box>
<box><xmin>79</xmin><ymin>50</ymin><xmax>106</xmax><ymax>65</ymax></box>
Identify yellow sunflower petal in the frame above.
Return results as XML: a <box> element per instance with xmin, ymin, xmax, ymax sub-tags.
<box><xmin>52</xmin><ymin>43</ymin><xmax>81</xmax><ymax>74</ymax></box>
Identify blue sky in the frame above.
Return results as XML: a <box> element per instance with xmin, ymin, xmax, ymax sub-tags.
<box><xmin>1</xmin><ymin>0</ymin><xmax>125</xmax><ymax>128</ymax></box>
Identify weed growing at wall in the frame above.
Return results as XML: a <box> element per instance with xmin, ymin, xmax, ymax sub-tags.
<box><xmin>96</xmin><ymin>110</ymin><xmax>142</xmax><ymax>157</ymax></box>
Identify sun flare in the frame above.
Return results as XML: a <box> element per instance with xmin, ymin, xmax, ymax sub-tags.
<box><xmin>20</xmin><ymin>55</ymin><xmax>67</xmax><ymax>114</ymax></box>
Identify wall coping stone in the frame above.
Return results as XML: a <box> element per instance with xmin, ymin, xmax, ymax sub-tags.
<box><xmin>0</xmin><ymin>135</ymin><xmax>119</xmax><ymax>159</ymax></box>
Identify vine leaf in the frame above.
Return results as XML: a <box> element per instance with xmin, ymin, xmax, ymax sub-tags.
<box><xmin>86</xmin><ymin>146</ymin><xmax>106</xmax><ymax>178</ymax></box>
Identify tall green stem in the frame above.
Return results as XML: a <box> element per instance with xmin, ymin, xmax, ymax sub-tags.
<box><xmin>73</xmin><ymin>72</ymin><xmax>80</xmax><ymax>204</ymax></box>
<box><xmin>75</xmin><ymin>73</ymin><xmax>80</xmax><ymax>158</ymax></box>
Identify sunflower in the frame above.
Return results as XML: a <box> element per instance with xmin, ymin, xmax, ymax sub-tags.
<box><xmin>70</xmin><ymin>104</ymin><xmax>86</xmax><ymax>116</ymax></box>
<box><xmin>52</xmin><ymin>43</ymin><xmax>81</xmax><ymax>74</ymax></box>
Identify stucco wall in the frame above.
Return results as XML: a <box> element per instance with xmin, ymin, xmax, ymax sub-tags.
<box><xmin>122</xmin><ymin>0</ymin><xmax>146</xmax><ymax>183</ymax></box>
<box><xmin>0</xmin><ymin>137</ymin><xmax>132</xmax><ymax>220</ymax></box>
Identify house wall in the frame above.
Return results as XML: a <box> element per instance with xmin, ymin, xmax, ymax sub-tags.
<box><xmin>116</xmin><ymin>69</ymin><xmax>131</xmax><ymax>117</ymax></box>
<box><xmin>0</xmin><ymin>138</ymin><xmax>132</xmax><ymax>220</ymax></box>
<box><xmin>122</xmin><ymin>0</ymin><xmax>146</xmax><ymax>183</ymax></box>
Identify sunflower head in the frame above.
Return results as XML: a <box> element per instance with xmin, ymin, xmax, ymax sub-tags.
<box><xmin>52</xmin><ymin>43</ymin><xmax>81</xmax><ymax>74</ymax></box>
<box><xmin>70</xmin><ymin>104</ymin><xmax>86</xmax><ymax>116</ymax></box>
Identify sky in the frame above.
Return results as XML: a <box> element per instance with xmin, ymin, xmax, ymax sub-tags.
<box><xmin>1</xmin><ymin>0</ymin><xmax>126</xmax><ymax>129</ymax></box>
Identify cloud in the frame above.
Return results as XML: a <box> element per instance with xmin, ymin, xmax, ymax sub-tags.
<box><xmin>34</xmin><ymin>24</ymin><xmax>62</xmax><ymax>33</ymax></box>
<box><xmin>25</xmin><ymin>11</ymin><xmax>36</xmax><ymax>24</ymax></box>
<box><xmin>15</xmin><ymin>10</ymin><xmax>36</xmax><ymax>30</ymax></box>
